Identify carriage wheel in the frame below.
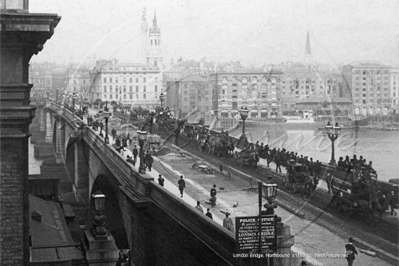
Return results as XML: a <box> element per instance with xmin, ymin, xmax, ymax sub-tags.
<box><xmin>251</xmin><ymin>161</ymin><xmax>257</xmax><ymax>168</ymax></box>
<box><xmin>238</xmin><ymin>158</ymin><xmax>244</xmax><ymax>167</ymax></box>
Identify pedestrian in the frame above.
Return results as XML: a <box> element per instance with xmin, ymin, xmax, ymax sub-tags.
<box><xmin>219</xmin><ymin>163</ymin><xmax>223</xmax><ymax>174</ymax></box>
<box><xmin>132</xmin><ymin>146</ymin><xmax>138</xmax><ymax>162</ymax></box>
<box><xmin>178</xmin><ymin>175</ymin><xmax>186</xmax><ymax>198</ymax></box>
<box><xmin>345</xmin><ymin>237</ymin><xmax>358</xmax><ymax>266</ymax></box>
<box><xmin>223</xmin><ymin>212</ymin><xmax>234</xmax><ymax>232</ymax></box>
<box><xmin>158</xmin><ymin>174</ymin><xmax>164</xmax><ymax>187</ymax></box>
<box><xmin>275</xmin><ymin>156</ymin><xmax>281</xmax><ymax>173</ymax></box>
<box><xmin>126</xmin><ymin>155</ymin><xmax>135</xmax><ymax>166</ymax></box>
<box><xmin>205</xmin><ymin>208</ymin><xmax>213</xmax><ymax>220</ymax></box>
<box><xmin>145</xmin><ymin>152</ymin><xmax>153</xmax><ymax>171</ymax></box>
<box><xmin>210</xmin><ymin>184</ymin><xmax>217</xmax><ymax>207</ymax></box>
<box><xmin>389</xmin><ymin>191</ymin><xmax>397</xmax><ymax>216</ymax></box>
<box><xmin>195</xmin><ymin>201</ymin><xmax>203</xmax><ymax>214</ymax></box>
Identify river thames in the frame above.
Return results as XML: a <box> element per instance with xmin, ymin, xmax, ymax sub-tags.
<box><xmin>229</xmin><ymin>122</ymin><xmax>399</xmax><ymax>182</ymax></box>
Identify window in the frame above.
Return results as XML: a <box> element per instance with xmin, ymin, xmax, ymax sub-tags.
<box><xmin>143</xmin><ymin>77</ymin><xmax>146</xmax><ymax>83</ymax></box>
<box><xmin>110</xmin><ymin>78</ymin><xmax>112</xmax><ymax>83</ymax></box>
<box><xmin>136</xmin><ymin>86</ymin><xmax>139</xmax><ymax>92</ymax></box>
<box><xmin>110</xmin><ymin>86</ymin><xmax>113</xmax><ymax>93</ymax></box>
<box><xmin>104</xmin><ymin>85</ymin><xmax>107</xmax><ymax>93</ymax></box>
<box><xmin>136</xmin><ymin>78</ymin><xmax>139</xmax><ymax>82</ymax></box>
<box><xmin>130</xmin><ymin>94</ymin><xmax>133</xmax><ymax>99</ymax></box>
<box><xmin>143</xmin><ymin>86</ymin><xmax>146</xmax><ymax>92</ymax></box>
<box><xmin>155</xmin><ymin>85</ymin><xmax>157</xmax><ymax>92</ymax></box>
<box><xmin>123</xmin><ymin>86</ymin><xmax>126</xmax><ymax>93</ymax></box>
<box><xmin>143</xmin><ymin>94</ymin><xmax>146</xmax><ymax>99</ymax></box>
<box><xmin>116</xmin><ymin>78</ymin><xmax>118</xmax><ymax>83</ymax></box>
<box><xmin>130</xmin><ymin>86</ymin><xmax>133</xmax><ymax>92</ymax></box>
<box><xmin>130</xmin><ymin>78</ymin><xmax>132</xmax><ymax>83</ymax></box>
<box><xmin>123</xmin><ymin>94</ymin><xmax>126</xmax><ymax>99</ymax></box>
<box><xmin>123</xmin><ymin>78</ymin><xmax>126</xmax><ymax>83</ymax></box>
<box><xmin>104</xmin><ymin>77</ymin><xmax>107</xmax><ymax>83</ymax></box>
<box><xmin>110</xmin><ymin>94</ymin><xmax>113</xmax><ymax>99</ymax></box>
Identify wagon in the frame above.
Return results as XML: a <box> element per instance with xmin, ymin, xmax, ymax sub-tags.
<box><xmin>283</xmin><ymin>162</ymin><xmax>313</xmax><ymax>195</ymax></box>
<box><xmin>330</xmin><ymin>168</ymin><xmax>383</xmax><ymax>224</ymax></box>
<box><xmin>234</xmin><ymin>150</ymin><xmax>258</xmax><ymax>168</ymax></box>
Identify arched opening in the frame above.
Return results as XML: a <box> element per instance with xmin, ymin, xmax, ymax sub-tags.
<box><xmin>90</xmin><ymin>174</ymin><xmax>128</xmax><ymax>249</ymax></box>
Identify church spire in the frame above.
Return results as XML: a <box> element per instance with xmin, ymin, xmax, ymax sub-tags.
<box><xmin>153</xmin><ymin>10</ymin><xmax>157</xmax><ymax>27</ymax></box>
<box><xmin>305</xmin><ymin>31</ymin><xmax>311</xmax><ymax>56</ymax></box>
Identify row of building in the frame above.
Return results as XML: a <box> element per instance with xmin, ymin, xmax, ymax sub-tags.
<box><xmin>30</xmin><ymin>9</ymin><xmax>399</xmax><ymax>123</ymax></box>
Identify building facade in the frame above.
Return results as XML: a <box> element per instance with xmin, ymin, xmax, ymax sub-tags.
<box><xmin>88</xmin><ymin>9</ymin><xmax>163</xmax><ymax>109</ymax></box>
<box><xmin>29</xmin><ymin>62</ymin><xmax>54</xmax><ymax>100</ymax></box>
<box><xmin>210</xmin><ymin>72</ymin><xmax>284</xmax><ymax>119</ymax></box>
<box><xmin>391</xmin><ymin>68</ymin><xmax>399</xmax><ymax>113</ymax></box>
<box><xmin>342</xmin><ymin>63</ymin><xmax>392</xmax><ymax>116</ymax></box>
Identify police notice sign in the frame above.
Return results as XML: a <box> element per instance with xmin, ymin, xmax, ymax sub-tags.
<box><xmin>235</xmin><ymin>215</ymin><xmax>277</xmax><ymax>254</ymax></box>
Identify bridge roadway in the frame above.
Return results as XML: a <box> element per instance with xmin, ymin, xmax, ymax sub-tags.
<box><xmin>46</xmin><ymin>103</ymin><xmax>296</xmax><ymax>266</ymax></box>
<box><xmin>85</xmin><ymin>108</ymin><xmax>396</xmax><ymax>266</ymax></box>
<box><xmin>108</xmin><ymin>110</ymin><xmax>398</xmax><ymax>265</ymax></box>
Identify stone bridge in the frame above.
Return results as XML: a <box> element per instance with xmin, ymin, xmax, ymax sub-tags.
<box><xmin>37</xmin><ymin>102</ymin><xmax>294</xmax><ymax>266</ymax></box>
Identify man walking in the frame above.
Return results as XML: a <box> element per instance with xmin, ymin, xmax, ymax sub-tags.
<box><xmin>132</xmin><ymin>145</ymin><xmax>138</xmax><ymax>162</ymax></box>
<box><xmin>194</xmin><ymin>201</ymin><xmax>203</xmax><ymax>214</ymax></box>
<box><xmin>158</xmin><ymin>174</ymin><xmax>165</xmax><ymax>187</ymax></box>
<box><xmin>145</xmin><ymin>152</ymin><xmax>153</xmax><ymax>171</ymax></box>
<box><xmin>178</xmin><ymin>175</ymin><xmax>186</xmax><ymax>198</ymax></box>
<box><xmin>223</xmin><ymin>212</ymin><xmax>234</xmax><ymax>232</ymax></box>
<box><xmin>345</xmin><ymin>237</ymin><xmax>358</xmax><ymax>266</ymax></box>
<box><xmin>210</xmin><ymin>184</ymin><xmax>217</xmax><ymax>207</ymax></box>
<box><xmin>389</xmin><ymin>191</ymin><xmax>397</xmax><ymax>216</ymax></box>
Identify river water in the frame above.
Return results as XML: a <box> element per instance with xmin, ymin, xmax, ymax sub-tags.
<box><xmin>28</xmin><ymin>121</ymin><xmax>399</xmax><ymax>182</ymax></box>
<box><xmin>229</xmin><ymin>122</ymin><xmax>399</xmax><ymax>182</ymax></box>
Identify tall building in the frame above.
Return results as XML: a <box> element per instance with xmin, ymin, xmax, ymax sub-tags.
<box><xmin>89</xmin><ymin>8</ymin><xmax>163</xmax><ymax>109</ymax></box>
<box><xmin>342</xmin><ymin>62</ymin><xmax>392</xmax><ymax>116</ymax></box>
<box><xmin>29</xmin><ymin>62</ymin><xmax>55</xmax><ymax>100</ymax></box>
<box><xmin>391</xmin><ymin>67</ymin><xmax>399</xmax><ymax>113</ymax></box>
<box><xmin>210</xmin><ymin>72</ymin><xmax>283</xmax><ymax>119</ymax></box>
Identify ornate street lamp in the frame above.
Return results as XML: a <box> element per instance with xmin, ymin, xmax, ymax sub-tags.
<box><xmin>137</xmin><ymin>130</ymin><xmax>148</xmax><ymax>174</ymax></box>
<box><xmin>239</xmin><ymin>106</ymin><xmax>249</xmax><ymax>136</ymax></box>
<box><xmin>324</xmin><ymin>121</ymin><xmax>341</xmax><ymax>165</ymax></box>
<box><xmin>159</xmin><ymin>91</ymin><xmax>165</xmax><ymax>108</ymax></box>
<box><xmin>104</xmin><ymin>101</ymin><xmax>109</xmax><ymax>112</ymax></box>
<box><xmin>104</xmin><ymin>111</ymin><xmax>111</xmax><ymax>144</ymax></box>
<box><xmin>91</xmin><ymin>191</ymin><xmax>107</xmax><ymax>239</ymax></box>
<box><xmin>258</xmin><ymin>182</ymin><xmax>278</xmax><ymax>264</ymax></box>
<box><xmin>148</xmin><ymin>112</ymin><xmax>154</xmax><ymax>134</ymax></box>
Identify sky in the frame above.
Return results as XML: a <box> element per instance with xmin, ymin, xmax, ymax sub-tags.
<box><xmin>30</xmin><ymin>0</ymin><xmax>399</xmax><ymax>68</ymax></box>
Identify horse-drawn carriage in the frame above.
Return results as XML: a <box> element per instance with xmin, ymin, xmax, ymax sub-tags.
<box><xmin>283</xmin><ymin>161</ymin><xmax>314</xmax><ymax>196</ymax></box>
<box><xmin>183</xmin><ymin>124</ymin><xmax>198</xmax><ymax>139</ymax></box>
<box><xmin>234</xmin><ymin>149</ymin><xmax>258</xmax><ymax>168</ymax></box>
<box><xmin>330</xmin><ymin>167</ymin><xmax>383</xmax><ymax>224</ymax></box>
<box><xmin>205</xmin><ymin>135</ymin><xmax>234</xmax><ymax>157</ymax></box>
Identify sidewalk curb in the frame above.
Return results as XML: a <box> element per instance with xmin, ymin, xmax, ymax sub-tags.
<box><xmin>352</xmin><ymin>238</ymin><xmax>399</xmax><ymax>266</ymax></box>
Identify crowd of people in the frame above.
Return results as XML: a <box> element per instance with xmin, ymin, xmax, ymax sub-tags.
<box><xmin>337</xmin><ymin>155</ymin><xmax>375</xmax><ymax>172</ymax></box>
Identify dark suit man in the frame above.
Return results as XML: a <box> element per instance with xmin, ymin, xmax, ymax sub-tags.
<box><xmin>345</xmin><ymin>237</ymin><xmax>358</xmax><ymax>266</ymax></box>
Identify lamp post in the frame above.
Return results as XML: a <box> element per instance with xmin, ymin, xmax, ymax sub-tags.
<box><xmin>259</xmin><ymin>182</ymin><xmax>278</xmax><ymax>266</ymax></box>
<box><xmin>105</xmin><ymin>101</ymin><xmax>108</xmax><ymax>112</ymax></box>
<box><xmin>149</xmin><ymin>112</ymin><xmax>154</xmax><ymax>134</ymax></box>
<box><xmin>91</xmin><ymin>191</ymin><xmax>107</xmax><ymax>240</ymax></box>
<box><xmin>104</xmin><ymin>111</ymin><xmax>111</xmax><ymax>144</ymax></box>
<box><xmin>324</xmin><ymin>122</ymin><xmax>341</xmax><ymax>165</ymax></box>
<box><xmin>137</xmin><ymin>130</ymin><xmax>148</xmax><ymax>174</ymax></box>
<box><xmin>239</xmin><ymin>106</ymin><xmax>249</xmax><ymax>136</ymax></box>
<box><xmin>159</xmin><ymin>91</ymin><xmax>165</xmax><ymax>108</ymax></box>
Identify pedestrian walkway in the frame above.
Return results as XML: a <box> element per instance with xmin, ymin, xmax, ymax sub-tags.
<box><xmin>83</xmin><ymin>112</ymin><xmax>224</xmax><ymax>225</ymax></box>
